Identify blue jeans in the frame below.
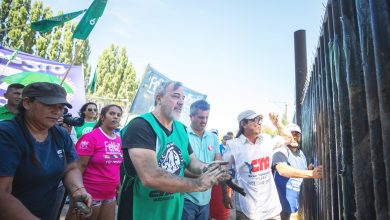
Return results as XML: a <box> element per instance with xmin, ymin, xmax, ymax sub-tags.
<box><xmin>182</xmin><ymin>198</ymin><xmax>210</xmax><ymax>220</ymax></box>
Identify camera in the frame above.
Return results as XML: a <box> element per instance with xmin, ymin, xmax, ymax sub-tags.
<box><xmin>63</xmin><ymin>108</ymin><xmax>84</xmax><ymax>127</ymax></box>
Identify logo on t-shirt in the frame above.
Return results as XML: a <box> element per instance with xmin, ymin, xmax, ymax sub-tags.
<box><xmin>57</xmin><ymin>149</ymin><xmax>64</xmax><ymax>159</ymax></box>
<box><xmin>79</xmin><ymin>141</ymin><xmax>89</xmax><ymax>150</ymax></box>
<box><xmin>244</xmin><ymin>156</ymin><xmax>270</xmax><ymax>173</ymax></box>
<box><xmin>158</xmin><ymin>142</ymin><xmax>184</xmax><ymax>175</ymax></box>
<box><xmin>208</xmin><ymin>145</ymin><xmax>213</xmax><ymax>151</ymax></box>
<box><xmin>82</xmin><ymin>127</ymin><xmax>93</xmax><ymax>135</ymax></box>
<box><xmin>104</xmin><ymin>141</ymin><xmax>121</xmax><ymax>154</ymax></box>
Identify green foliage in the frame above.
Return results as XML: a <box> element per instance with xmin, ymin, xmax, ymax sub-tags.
<box><xmin>35</xmin><ymin>5</ymin><xmax>53</xmax><ymax>58</ymax></box>
<box><xmin>94</xmin><ymin>44</ymin><xmax>139</xmax><ymax>104</ymax></box>
<box><xmin>0</xmin><ymin>0</ymin><xmax>13</xmax><ymax>42</ymax></box>
<box><xmin>22</xmin><ymin>0</ymin><xmax>42</xmax><ymax>53</ymax></box>
<box><xmin>4</xmin><ymin>0</ymin><xmax>29</xmax><ymax>49</ymax></box>
<box><xmin>0</xmin><ymin>0</ymin><xmax>142</xmax><ymax>110</ymax></box>
<box><xmin>1</xmin><ymin>0</ymin><xmax>90</xmax><ymax>66</ymax></box>
<box><xmin>47</xmin><ymin>11</ymin><xmax>63</xmax><ymax>61</ymax></box>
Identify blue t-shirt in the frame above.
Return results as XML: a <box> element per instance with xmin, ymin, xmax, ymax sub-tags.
<box><xmin>272</xmin><ymin>147</ymin><xmax>307</xmax><ymax>213</ymax></box>
<box><xmin>184</xmin><ymin>128</ymin><xmax>220</xmax><ymax>206</ymax></box>
<box><xmin>0</xmin><ymin>118</ymin><xmax>78</xmax><ymax>220</ymax></box>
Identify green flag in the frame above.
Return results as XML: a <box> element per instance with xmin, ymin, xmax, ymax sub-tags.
<box><xmin>87</xmin><ymin>68</ymin><xmax>97</xmax><ymax>93</ymax></box>
<box><xmin>73</xmin><ymin>0</ymin><xmax>107</xmax><ymax>40</ymax></box>
<box><xmin>31</xmin><ymin>9</ymin><xmax>86</xmax><ymax>33</ymax></box>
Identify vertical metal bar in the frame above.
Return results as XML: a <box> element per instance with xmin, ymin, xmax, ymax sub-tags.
<box><xmin>319</xmin><ymin>33</ymin><xmax>332</xmax><ymax>220</ymax></box>
<box><xmin>327</xmin><ymin>2</ymin><xmax>343</xmax><ymax>219</ymax></box>
<box><xmin>294</xmin><ymin>30</ymin><xmax>308</xmax><ymax>127</ymax></box>
<box><xmin>340</xmin><ymin>0</ymin><xmax>375</xmax><ymax>218</ymax></box>
<box><xmin>323</xmin><ymin>8</ymin><xmax>340</xmax><ymax>218</ymax></box>
<box><xmin>369</xmin><ymin>0</ymin><xmax>390</xmax><ymax>212</ymax></box>
<box><xmin>356</xmin><ymin>0</ymin><xmax>389</xmax><ymax>218</ymax></box>
<box><xmin>332</xmin><ymin>0</ymin><xmax>356</xmax><ymax>218</ymax></box>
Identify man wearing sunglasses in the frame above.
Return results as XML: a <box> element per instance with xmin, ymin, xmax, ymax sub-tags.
<box><xmin>222</xmin><ymin>110</ymin><xmax>282</xmax><ymax>220</ymax></box>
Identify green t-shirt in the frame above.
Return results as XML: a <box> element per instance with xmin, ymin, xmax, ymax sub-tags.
<box><xmin>0</xmin><ymin>105</ymin><xmax>16</xmax><ymax>121</ymax></box>
<box><xmin>74</xmin><ymin>121</ymin><xmax>96</xmax><ymax>139</ymax></box>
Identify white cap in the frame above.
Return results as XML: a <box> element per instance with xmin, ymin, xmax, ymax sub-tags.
<box><xmin>286</xmin><ymin>123</ymin><xmax>301</xmax><ymax>133</ymax></box>
<box><xmin>237</xmin><ymin>110</ymin><xmax>260</xmax><ymax>123</ymax></box>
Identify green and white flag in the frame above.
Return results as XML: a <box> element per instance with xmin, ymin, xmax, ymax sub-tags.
<box><xmin>31</xmin><ymin>9</ymin><xmax>86</xmax><ymax>33</ymax></box>
<box><xmin>73</xmin><ymin>0</ymin><xmax>107</xmax><ymax>40</ymax></box>
<box><xmin>87</xmin><ymin>68</ymin><xmax>97</xmax><ymax>93</ymax></box>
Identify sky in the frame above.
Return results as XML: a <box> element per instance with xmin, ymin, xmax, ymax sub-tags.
<box><xmin>42</xmin><ymin>0</ymin><xmax>327</xmax><ymax>135</ymax></box>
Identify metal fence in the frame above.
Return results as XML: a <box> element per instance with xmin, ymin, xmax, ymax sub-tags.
<box><xmin>294</xmin><ymin>0</ymin><xmax>390</xmax><ymax>219</ymax></box>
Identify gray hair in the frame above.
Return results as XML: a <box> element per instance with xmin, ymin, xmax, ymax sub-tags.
<box><xmin>154</xmin><ymin>81</ymin><xmax>183</xmax><ymax>106</ymax></box>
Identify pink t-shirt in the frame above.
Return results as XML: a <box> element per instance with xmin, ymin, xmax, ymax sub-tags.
<box><xmin>76</xmin><ymin>127</ymin><xmax>123</xmax><ymax>200</ymax></box>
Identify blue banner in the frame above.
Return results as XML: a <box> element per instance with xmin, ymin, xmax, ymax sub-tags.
<box><xmin>130</xmin><ymin>64</ymin><xmax>207</xmax><ymax>126</ymax></box>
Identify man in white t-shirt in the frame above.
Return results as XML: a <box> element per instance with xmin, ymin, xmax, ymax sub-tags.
<box><xmin>222</xmin><ymin>110</ymin><xmax>282</xmax><ymax>220</ymax></box>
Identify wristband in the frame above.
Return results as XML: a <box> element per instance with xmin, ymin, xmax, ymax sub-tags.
<box><xmin>71</xmin><ymin>186</ymin><xmax>85</xmax><ymax>196</ymax></box>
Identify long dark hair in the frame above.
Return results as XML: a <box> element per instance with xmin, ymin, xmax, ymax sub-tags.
<box><xmin>235</xmin><ymin>119</ymin><xmax>249</xmax><ymax>138</ymax></box>
<box><xmin>15</xmin><ymin>98</ymin><xmax>41</xmax><ymax>166</ymax></box>
<box><xmin>93</xmin><ymin>104</ymin><xmax>123</xmax><ymax>129</ymax></box>
<box><xmin>78</xmin><ymin>102</ymin><xmax>98</xmax><ymax>119</ymax></box>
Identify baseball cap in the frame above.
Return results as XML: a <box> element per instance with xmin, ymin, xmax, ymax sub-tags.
<box><xmin>22</xmin><ymin>82</ymin><xmax>72</xmax><ymax>108</ymax></box>
<box><xmin>286</xmin><ymin>123</ymin><xmax>301</xmax><ymax>133</ymax></box>
<box><xmin>237</xmin><ymin>110</ymin><xmax>261</xmax><ymax>123</ymax></box>
<box><xmin>223</xmin><ymin>135</ymin><xmax>232</xmax><ymax>141</ymax></box>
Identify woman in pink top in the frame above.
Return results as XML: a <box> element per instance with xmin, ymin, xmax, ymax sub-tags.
<box><xmin>66</xmin><ymin>104</ymin><xmax>123</xmax><ymax>220</ymax></box>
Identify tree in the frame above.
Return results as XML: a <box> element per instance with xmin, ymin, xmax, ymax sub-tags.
<box><xmin>3</xmin><ymin>0</ymin><xmax>29</xmax><ymax>49</ymax></box>
<box><xmin>23</xmin><ymin>0</ymin><xmax>43</xmax><ymax>54</ymax></box>
<box><xmin>94</xmin><ymin>44</ymin><xmax>139</xmax><ymax>104</ymax></box>
<box><xmin>0</xmin><ymin>0</ymin><xmax>13</xmax><ymax>43</ymax></box>
<box><xmin>35</xmin><ymin>5</ymin><xmax>53</xmax><ymax>58</ymax></box>
<box><xmin>47</xmin><ymin>11</ymin><xmax>63</xmax><ymax>61</ymax></box>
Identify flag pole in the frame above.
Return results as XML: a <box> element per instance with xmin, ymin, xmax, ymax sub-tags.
<box><xmin>60</xmin><ymin>40</ymin><xmax>86</xmax><ymax>85</ymax></box>
<box><xmin>0</xmin><ymin>23</ymin><xmax>29</xmax><ymax>33</ymax></box>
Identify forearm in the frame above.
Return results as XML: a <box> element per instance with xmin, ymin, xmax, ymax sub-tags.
<box><xmin>276</xmin><ymin>163</ymin><xmax>313</xmax><ymax>178</ymax></box>
<box><xmin>142</xmin><ymin>167</ymin><xmax>202</xmax><ymax>193</ymax></box>
<box><xmin>274</xmin><ymin>123</ymin><xmax>293</xmax><ymax>143</ymax></box>
<box><xmin>0</xmin><ymin>191</ymin><xmax>39</xmax><ymax>220</ymax></box>
<box><xmin>63</xmin><ymin>167</ymin><xmax>85</xmax><ymax>194</ymax></box>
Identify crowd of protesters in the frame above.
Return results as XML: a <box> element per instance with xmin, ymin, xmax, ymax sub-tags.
<box><xmin>0</xmin><ymin>81</ymin><xmax>322</xmax><ymax>220</ymax></box>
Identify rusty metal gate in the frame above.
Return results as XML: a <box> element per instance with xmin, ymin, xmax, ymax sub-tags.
<box><xmin>294</xmin><ymin>0</ymin><xmax>390</xmax><ymax>219</ymax></box>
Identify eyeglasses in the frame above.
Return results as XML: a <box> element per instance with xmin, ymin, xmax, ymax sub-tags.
<box><xmin>247</xmin><ymin>117</ymin><xmax>263</xmax><ymax>124</ymax></box>
<box><xmin>87</xmin><ymin>108</ymin><xmax>98</xmax><ymax>112</ymax></box>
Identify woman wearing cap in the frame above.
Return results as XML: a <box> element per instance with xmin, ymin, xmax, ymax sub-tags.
<box><xmin>66</xmin><ymin>104</ymin><xmax>123</xmax><ymax>220</ymax></box>
<box><xmin>0</xmin><ymin>82</ymin><xmax>92</xmax><ymax>220</ymax></box>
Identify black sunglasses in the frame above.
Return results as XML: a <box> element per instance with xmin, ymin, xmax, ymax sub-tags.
<box><xmin>247</xmin><ymin>117</ymin><xmax>263</xmax><ymax>124</ymax></box>
<box><xmin>87</xmin><ymin>108</ymin><xmax>97</xmax><ymax>112</ymax></box>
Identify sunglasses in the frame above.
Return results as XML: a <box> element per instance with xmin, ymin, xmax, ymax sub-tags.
<box><xmin>87</xmin><ymin>108</ymin><xmax>98</xmax><ymax>112</ymax></box>
<box><xmin>247</xmin><ymin>117</ymin><xmax>263</xmax><ymax>124</ymax></box>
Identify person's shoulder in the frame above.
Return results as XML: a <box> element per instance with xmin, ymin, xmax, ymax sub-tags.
<box><xmin>128</xmin><ymin>117</ymin><xmax>149</xmax><ymax>129</ymax></box>
<box><xmin>53</xmin><ymin>124</ymin><xmax>69</xmax><ymax>135</ymax></box>
<box><xmin>123</xmin><ymin>117</ymin><xmax>152</xmax><ymax>136</ymax></box>
<box><xmin>226</xmin><ymin>137</ymin><xmax>241</xmax><ymax>148</ymax></box>
<box><xmin>259</xmin><ymin>133</ymin><xmax>272</xmax><ymax>140</ymax></box>
<box><xmin>0</xmin><ymin>118</ymin><xmax>18</xmax><ymax>132</ymax></box>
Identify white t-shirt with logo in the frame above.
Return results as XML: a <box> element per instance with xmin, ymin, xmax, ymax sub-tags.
<box><xmin>223</xmin><ymin>134</ymin><xmax>282</xmax><ymax>219</ymax></box>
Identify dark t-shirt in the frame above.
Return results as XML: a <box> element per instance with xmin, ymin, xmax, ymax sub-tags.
<box><xmin>272</xmin><ymin>151</ymin><xmax>289</xmax><ymax>168</ymax></box>
<box><xmin>121</xmin><ymin>117</ymin><xmax>193</xmax><ymax>177</ymax></box>
<box><xmin>0</xmin><ymin>118</ymin><xmax>78</xmax><ymax>220</ymax></box>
